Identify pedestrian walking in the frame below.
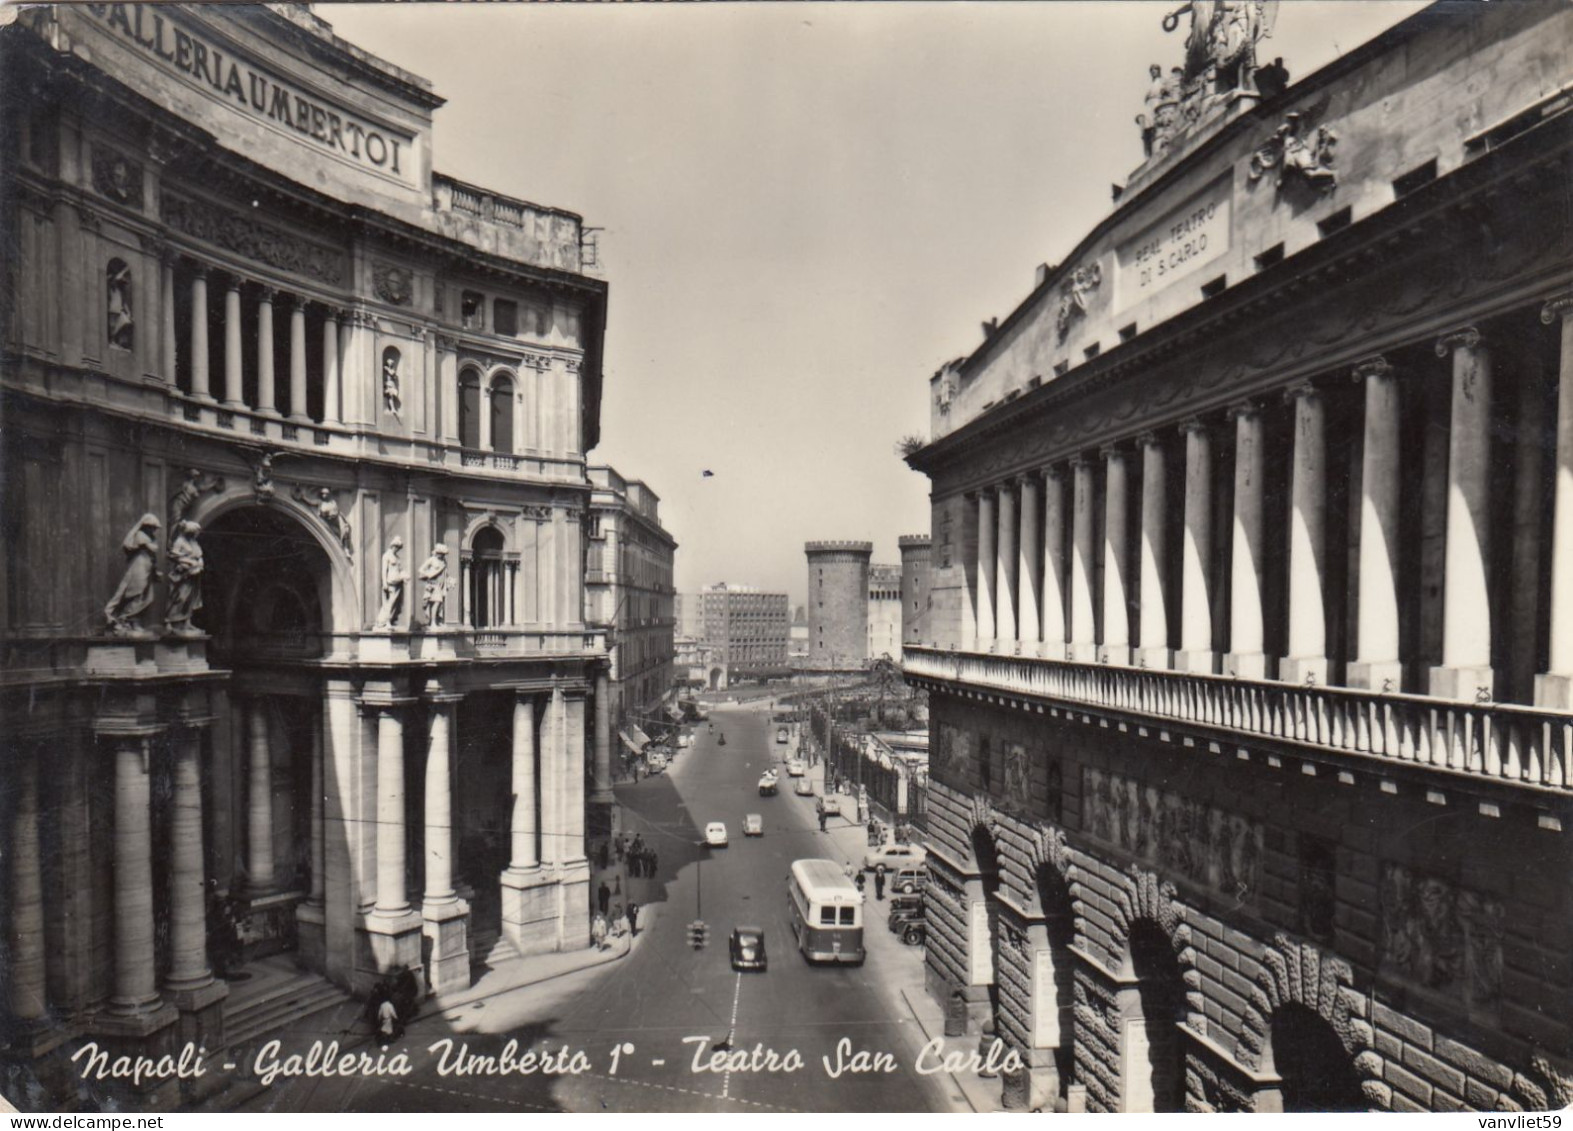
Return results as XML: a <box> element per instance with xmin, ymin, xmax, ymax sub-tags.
<box><xmin>598</xmin><ymin>880</ymin><xmax>611</xmax><ymax>916</ymax></box>
<box><xmin>614</xmin><ymin>835</ymin><xmax>625</xmax><ymax>861</ymax></box>
<box><xmin>592</xmin><ymin>912</ymin><xmax>608</xmax><ymax>951</ymax></box>
<box><xmin>875</xmin><ymin>870</ymin><xmax>886</xmax><ymax>901</ymax></box>
<box><xmin>819</xmin><ymin>810</ymin><xmax>828</xmax><ymax>833</ymax></box>
<box><xmin>628</xmin><ymin>901</ymin><xmax>640</xmax><ymax>938</ymax></box>
<box><xmin>855</xmin><ymin>872</ymin><xmax>866</xmax><ymax>895</ymax></box>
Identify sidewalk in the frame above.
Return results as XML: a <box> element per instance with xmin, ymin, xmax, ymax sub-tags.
<box><xmin>810</xmin><ymin>762</ymin><xmax>1003</xmax><ymax>1114</ymax></box>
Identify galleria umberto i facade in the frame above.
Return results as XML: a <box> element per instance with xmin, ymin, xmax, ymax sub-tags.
<box><xmin>904</xmin><ymin>1</ymin><xmax>1573</xmax><ymax>1115</ymax></box>
<box><xmin>0</xmin><ymin>3</ymin><xmax>619</xmax><ymax>1096</ymax></box>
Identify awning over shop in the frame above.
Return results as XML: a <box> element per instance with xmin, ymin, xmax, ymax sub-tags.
<box><xmin>618</xmin><ymin>729</ymin><xmax>644</xmax><ymax>757</ymax></box>
<box><xmin>628</xmin><ymin>724</ymin><xmax>653</xmax><ymax>748</ymax></box>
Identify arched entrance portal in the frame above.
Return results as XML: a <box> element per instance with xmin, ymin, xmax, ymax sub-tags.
<box><xmin>967</xmin><ymin>826</ymin><xmax>1003</xmax><ymax>1017</ymax></box>
<box><xmin>1268</xmin><ymin>1004</ymin><xmax>1366</xmax><ymax>1112</ymax></box>
<box><xmin>1120</xmin><ymin>921</ymin><xmax>1187</xmax><ymax>1112</ymax></box>
<box><xmin>1031</xmin><ymin>864</ymin><xmax>1077</xmax><ymax>1097</ymax></box>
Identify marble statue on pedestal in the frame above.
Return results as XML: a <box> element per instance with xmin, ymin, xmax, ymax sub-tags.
<box><xmin>375</xmin><ymin>536</ymin><xmax>409</xmax><ymax>629</ymax></box>
<box><xmin>164</xmin><ymin>520</ymin><xmax>205</xmax><ymax>636</ymax></box>
<box><xmin>419</xmin><ymin>543</ymin><xmax>451</xmax><ymax>628</ymax></box>
<box><xmin>104</xmin><ymin>513</ymin><xmax>162</xmax><ymax>636</ymax></box>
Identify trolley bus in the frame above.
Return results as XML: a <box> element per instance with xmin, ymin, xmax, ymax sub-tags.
<box><xmin>787</xmin><ymin>859</ymin><xmax>865</xmax><ymax>965</ymax></box>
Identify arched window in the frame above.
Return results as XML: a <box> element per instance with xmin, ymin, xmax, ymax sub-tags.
<box><xmin>1123</xmin><ymin>922</ymin><xmax>1187</xmax><ymax>1113</ymax></box>
<box><xmin>490</xmin><ymin>373</ymin><xmax>515</xmax><ymax>453</ymax></box>
<box><xmin>1269</xmin><ymin>1004</ymin><xmax>1365</xmax><ymax>1112</ymax></box>
<box><xmin>469</xmin><ymin>526</ymin><xmax>509</xmax><ymax>628</ymax></box>
<box><xmin>459</xmin><ymin>368</ymin><xmax>482</xmax><ymax>449</ymax></box>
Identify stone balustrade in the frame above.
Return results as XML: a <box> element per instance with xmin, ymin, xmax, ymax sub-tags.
<box><xmin>904</xmin><ymin>645</ymin><xmax>1573</xmax><ymax>792</ymax></box>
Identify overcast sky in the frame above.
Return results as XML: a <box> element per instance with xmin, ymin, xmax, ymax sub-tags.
<box><xmin>322</xmin><ymin>1</ymin><xmax>1427</xmax><ymax>609</ymax></box>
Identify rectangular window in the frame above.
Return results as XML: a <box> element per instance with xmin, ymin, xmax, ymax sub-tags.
<box><xmin>493</xmin><ymin>299</ymin><xmax>519</xmax><ymax>337</ymax></box>
<box><xmin>820</xmin><ymin>905</ymin><xmax>837</xmax><ymax>927</ymax></box>
<box><xmin>1254</xmin><ymin>243</ymin><xmax>1285</xmax><ymax>271</ymax></box>
<box><xmin>461</xmin><ymin>291</ymin><xmax>484</xmax><ymax>331</ymax></box>
<box><xmin>1317</xmin><ymin>207</ymin><xmax>1352</xmax><ymax>238</ymax></box>
<box><xmin>1392</xmin><ymin>159</ymin><xmax>1437</xmax><ymax>199</ymax></box>
<box><xmin>839</xmin><ymin>906</ymin><xmax>855</xmax><ymax>926</ymax></box>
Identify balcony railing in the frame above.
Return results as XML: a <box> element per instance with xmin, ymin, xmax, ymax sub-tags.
<box><xmin>903</xmin><ymin>646</ymin><xmax>1573</xmax><ymax>793</ymax></box>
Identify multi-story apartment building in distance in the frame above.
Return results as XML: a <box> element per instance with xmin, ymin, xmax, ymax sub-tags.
<box><xmin>585</xmin><ymin>465</ymin><xmax>677</xmax><ymax>739</ymax></box>
<box><xmin>700</xmin><ymin>583</ymin><xmax>790</xmax><ymax>683</ymax></box>
<box><xmin>1</xmin><ymin>3</ymin><xmax>613</xmax><ymax>1096</ymax></box>
<box><xmin>904</xmin><ymin>1</ymin><xmax>1573</xmax><ymax>1114</ymax></box>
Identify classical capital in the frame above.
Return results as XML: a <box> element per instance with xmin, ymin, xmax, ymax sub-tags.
<box><xmin>1041</xmin><ymin>464</ymin><xmax>1067</xmax><ymax>482</ymax></box>
<box><xmin>1283</xmin><ymin>378</ymin><xmax>1319</xmax><ymax>403</ymax></box>
<box><xmin>1350</xmin><ymin>355</ymin><xmax>1393</xmax><ymax>383</ymax></box>
<box><xmin>1178</xmin><ymin>415</ymin><xmax>1211</xmax><ymax>437</ymax></box>
<box><xmin>1434</xmin><ymin>327</ymin><xmax>1482</xmax><ymax>357</ymax></box>
<box><xmin>1099</xmin><ymin>441</ymin><xmax>1127</xmax><ymax>461</ymax></box>
<box><xmin>257</xmin><ymin>285</ymin><xmax>278</xmax><ymax>304</ymax></box>
<box><xmin>1225</xmin><ymin>399</ymin><xmax>1260</xmax><ymax>422</ymax></box>
<box><xmin>1136</xmin><ymin>429</ymin><xmax>1164</xmax><ymax>448</ymax></box>
<box><xmin>1070</xmin><ymin>452</ymin><xmax>1097</xmax><ymax>469</ymax></box>
<box><xmin>189</xmin><ymin>262</ymin><xmax>210</xmax><ymax>281</ymax></box>
<box><xmin>1540</xmin><ymin>294</ymin><xmax>1573</xmax><ymax>326</ymax></box>
<box><xmin>223</xmin><ymin>272</ymin><xmax>244</xmax><ymax>294</ymax></box>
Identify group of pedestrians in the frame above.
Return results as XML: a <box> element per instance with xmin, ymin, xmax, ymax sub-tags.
<box><xmin>594</xmin><ymin>879</ymin><xmax>640</xmax><ymax>947</ymax></box>
<box><xmin>615</xmin><ymin>832</ymin><xmax>659</xmax><ymax>879</ymax></box>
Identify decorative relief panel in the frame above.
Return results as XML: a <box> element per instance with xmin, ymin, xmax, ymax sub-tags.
<box><xmin>372</xmin><ymin>262</ymin><xmax>413</xmax><ymax>306</ymax></box>
<box><xmin>1003</xmin><ymin>741</ymin><xmax>1031</xmax><ymax>808</ymax></box>
<box><xmin>1378</xmin><ymin>863</ymin><xmax>1503</xmax><ymax>1010</ymax></box>
<box><xmin>91</xmin><ymin>145</ymin><xmax>143</xmax><ymax>207</ymax></box>
<box><xmin>1081</xmin><ymin>766</ymin><xmax>1261</xmax><ymax>904</ymax></box>
<box><xmin>160</xmin><ymin>193</ymin><xmax>346</xmax><ymax>284</ymax></box>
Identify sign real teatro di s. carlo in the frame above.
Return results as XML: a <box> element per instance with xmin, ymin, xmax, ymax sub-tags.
<box><xmin>74</xmin><ymin>3</ymin><xmax>422</xmax><ymax>193</ymax></box>
<box><xmin>1114</xmin><ymin>175</ymin><xmax>1232</xmax><ymax>313</ymax></box>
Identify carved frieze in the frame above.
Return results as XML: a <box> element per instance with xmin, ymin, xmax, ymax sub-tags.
<box><xmin>1082</xmin><ymin>766</ymin><xmax>1261</xmax><ymax>905</ymax></box>
<box><xmin>160</xmin><ymin>193</ymin><xmax>346</xmax><ymax>285</ymax></box>
<box><xmin>1055</xmin><ymin>264</ymin><xmax>1102</xmax><ymax>343</ymax></box>
<box><xmin>373</xmin><ymin>262</ymin><xmax>414</xmax><ymax>306</ymax></box>
<box><xmin>1247</xmin><ymin>110</ymin><xmax>1337</xmax><ymax>192</ymax></box>
<box><xmin>1378</xmin><ymin>862</ymin><xmax>1502</xmax><ymax>1010</ymax></box>
<box><xmin>521</xmin><ymin>504</ymin><xmax>553</xmax><ymax>521</ymax></box>
<box><xmin>91</xmin><ymin>145</ymin><xmax>143</xmax><ymax>208</ymax></box>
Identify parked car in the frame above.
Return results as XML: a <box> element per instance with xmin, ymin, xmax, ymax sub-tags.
<box><xmin>863</xmin><ymin>841</ymin><xmax>927</xmax><ymax>875</ymax></box>
<box><xmin>820</xmin><ymin>795</ymin><xmax>842</xmax><ymax>817</ymax></box>
<box><xmin>786</xmin><ymin>759</ymin><xmax>806</xmax><ymax>777</ymax></box>
<box><xmin>729</xmin><ymin>926</ymin><xmax>768</xmax><ymax>972</ymax></box>
<box><xmin>887</xmin><ymin>893</ymin><xmax>924</xmax><ymax>932</ymax></box>
<box><xmin>896</xmin><ymin>908</ymin><xmax>927</xmax><ymax>947</ymax></box>
<box><xmin>794</xmin><ymin>777</ymin><xmax>815</xmax><ymax>797</ymax></box>
<box><xmin>705</xmin><ymin>822</ymin><xmax>728</xmax><ymax>847</ymax></box>
<box><xmin>646</xmin><ymin>752</ymin><xmax>667</xmax><ymax>774</ymax></box>
<box><xmin>743</xmin><ymin>813</ymin><xmax>763</xmax><ymax>837</ymax></box>
<box><xmin>891</xmin><ymin>864</ymin><xmax>927</xmax><ymax>894</ymax></box>
<box><xmin>758</xmin><ymin>773</ymin><xmax>779</xmax><ymax>796</ymax></box>
<box><xmin>677</xmin><ymin>733</ymin><xmax>693</xmax><ymax>749</ymax></box>
<box><xmin>776</xmin><ymin>727</ymin><xmax>789</xmax><ymax>744</ymax></box>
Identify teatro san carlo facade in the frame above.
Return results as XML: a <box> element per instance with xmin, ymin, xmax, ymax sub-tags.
<box><xmin>0</xmin><ymin>3</ymin><xmax>616</xmax><ymax>1097</ymax></box>
<box><xmin>904</xmin><ymin>1</ymin><xmax>1573</xmax><ymax>1115</ymax></box>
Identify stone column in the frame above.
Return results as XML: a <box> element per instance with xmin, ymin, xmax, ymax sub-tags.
<box><xmin>108</xmin><ymin>733</ymin><xmax>161</xmax><ymax>1015</ymax></box>
<box><xmin>374</xmin><ymin>705</ymin><xmax>409</xmax><ymax>916</ymax></box>
<box><xmin>1225</xmin><ymin>403</ymin><xmax>1268</xmax><ymax>679</ymax></box>
<box><xmin>423</xmin><ymin>703</ymin><xmax>457</xmax><ymax>907</ymax></box>
<box><xmin>1018</xmin><ymin>474</ymin><xmax>1043</xmax><ymax>653</ymax></box>
<box><xmin>561</xmin><ymin>690</ymin><xmax>588</xmax><ymax>859</ymax></box>
<box><xmin>190</xmin><ymin>267</ymin><xmax>212</xmax><ymax>401</ymax></box>
<box><xmin>288</xmin><ymin>297</ymin><xmax>309</xmax><ymax>423</ymax></box>
<box><xmin>1280</xmin><ymin>381</ymin><xmax>1329</xmax><ymax>685</ymax></box>
<box><xmin>309</xmin><ymin>709</ymin><xmax>325</xmax><ymax>906</ymax></box>
<box><xmin>480</xmin><ymin>374</ymin><xmax>494</xmax><ymax>452</ymax></box>
<box><xmin>592</xmin><ymin>667</ymin><xmax>614</xmax><ymax>804</ymax></box>
<box><xmin>1348</xmin><ymin>359</ymin><xmax>1405</xmax><ymax>691</ymax></box>
<box><xmin>1102</xmin><ymin>443</ymin><xmax>1131</xmax><ymax>665</ymax></box>
<box><xmin>976</xmin><ymin>489</ymin><xmax>996</xmax><ymax>650</ymax></box>
<box><xmin>995</xmin><ymin>482</ymin><xmax>1018</xmax><ymax>650</ymax></box>
<box><xmin>422</xmin><ymin>696</ymin><xmax>469</xmax><ymax>992</ymax></box>
<box><xmin>1137</xmin><ymin>433</ymin><xmax>1173</xmax><ymax>669</ymax></box>
<box><xmin>1177</xmin><ymin>418</ymin><xmax>1217</xmax><ymax>673</ymax></box>
<box><xmin>539</xmin><ymin>685</ymin><xmax>567</xmax><ymax>865</ymax></box>
<box><xmin>437</xmin><ymin>337</ymin><xmax>460</xmax><ymax>445</ymax></box>
<box><xmin>246</xmin><ymin>702</ymin><xmax>275</xmax><ymax>893</ymax></box>
<box><xmin>164</xmin><ymin>723</ymin><xmax>226</xmax><ymax>1030</ymax></box>
<box><xmin>322</xmin><ymin>308</ymin><xmax>341</xmax><ymax>426</ymax></box>
<box><xmin>1430</xmin><ymin>328</ymin><xmax>1495</xmax><ymax>701</ymax></box>
<box><xmin>1070</xmin><ymin>457</ymin><xmax>1098</xmax><ymax>662</ymax></box>
<box><xmin>1538</xmin><ymin>297</ymin><xmax>1573</xmax><ymax>707</ymax></box>
<box><xmin>160</xmin><ymin>253</ymin><xmax>177</xmax><ymax>385</ymax></box>
<box><xmin>7</xmin><ymin>742</ymin><xmax>46</xmax><ymax>1027</ymax></box>
<box><xmin>506</xmin><ymin>694</ymin><xmax>539</xmax><ymax>873</ymax></box>
<box><xmin>222</xmin><ymin>276</ymin><xmax>244</xmax><ymax>409</ymax></box>
<box><xmin>1041</xmin><ymin>467</ymin><xmax>1068</xmax><ymax>656</ymax></box>
<box><xmin>256</xmin><ymin>287</ymin><xmax>278</xmax><ymax>416</ymax></box>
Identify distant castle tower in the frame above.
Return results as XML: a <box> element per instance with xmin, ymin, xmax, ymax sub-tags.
<box><xmin>805</xmin><ymin>541</ymin><xmax>873</xmax><ymax>668</ymax></box>
<box><xmin>898</xmin><ymin>534</ymin><xmax>933</xmax><ymax>646</ymax></box>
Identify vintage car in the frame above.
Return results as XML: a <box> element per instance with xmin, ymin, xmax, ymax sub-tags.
<box><xmin>729</xmin><ymin>926</ymin><xmax>767</xmax><ymax>972</ymax></box>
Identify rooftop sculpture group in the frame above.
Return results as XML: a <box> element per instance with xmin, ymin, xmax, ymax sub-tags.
<box><xmin>1138</xmin><ymin>0</ymin><xmax>1285</xmax><ymax>161</ymax></box>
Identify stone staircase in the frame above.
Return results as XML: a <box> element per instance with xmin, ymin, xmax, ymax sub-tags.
<box><xmin>221</xmin><ymin>957</ymin><xmax>354</xmax><ymax>1052</ymax></box>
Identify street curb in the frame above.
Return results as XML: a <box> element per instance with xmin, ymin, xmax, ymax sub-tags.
<box><xmin>415</xmin><ymin>910</ymin><xmax>654</xmax><ymax>1025</ymax></box>
<box><xmin>900</xmin><ymin>986</ymin><xmax>980</xmax><ymax>1114</ymax></box>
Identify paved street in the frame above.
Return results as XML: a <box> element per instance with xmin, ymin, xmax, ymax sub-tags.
<box><xmin>235</xmin><ymin>700</ymin><xmax>956</xmax><ymax>1113</ymax></box>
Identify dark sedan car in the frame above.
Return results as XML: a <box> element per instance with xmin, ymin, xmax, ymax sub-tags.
<box><xmin>729</xmin><ymin>926</ymin><xmax>767</xmax><ymax>972</ymax></box>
